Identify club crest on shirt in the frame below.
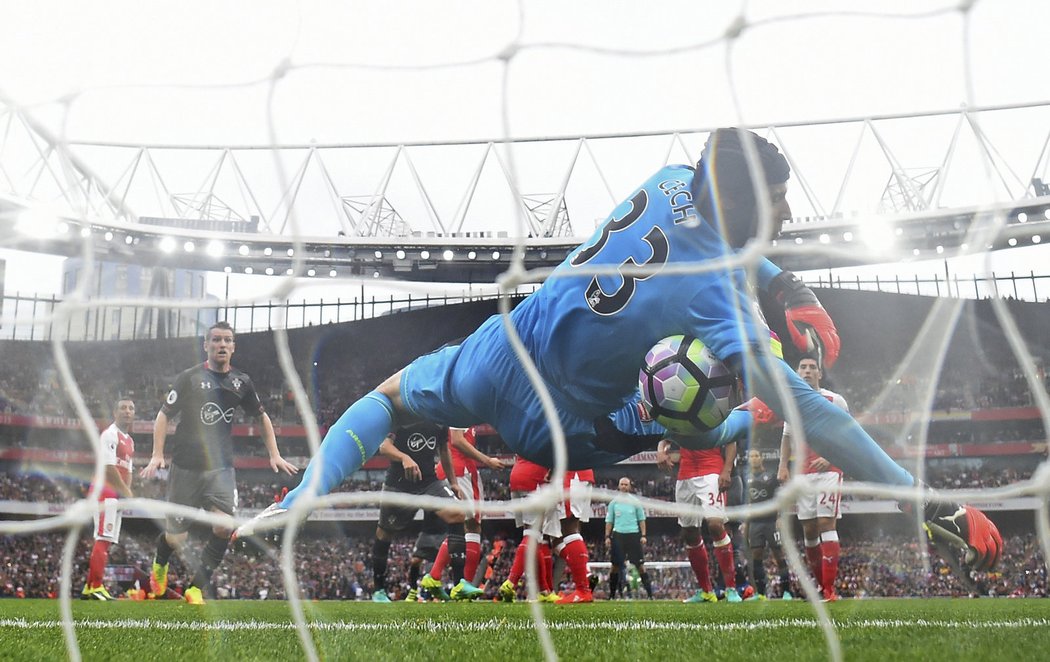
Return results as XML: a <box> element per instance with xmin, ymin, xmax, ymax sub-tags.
<box><xmin>231</xmin><ymin>377</ymin><xmax>242</xmax><ymax>390</ymax></box>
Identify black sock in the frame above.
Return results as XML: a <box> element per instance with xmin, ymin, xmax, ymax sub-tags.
<box><xmin>640</xmin><ymin>571</ymin><xmax>653</xmax><ymax>598</ymax></box>
<box><xmin>372</xmin><ymin>538</ymin><xmax>391</xmax><ymax>593</ymax></box>
<box><xmin>552</xmin><ymin>555</ymin><xmax>566</xmax><ymax>590</ymax></box>
<box><xmin>609</xmin><ymin>571</ymin><xmax>620</xmax><ymax>598</ymax></box>
<box><xmin>447</xmin><ymin>522</ymin><xmax>466</xmax><ymax>583</ymax></box>
<box><xmin>753</xmin><ymin>559</ymin><xmax>768</xmax><ymax>595</ymax></box>
<box><xmin>408</xmin><ymin>563</ymin><xmax>421</xmax><ymax>590</ymax></box>
<box><xmin>155</xmin><ymin>533</ymin><xmax>174</xmax><ymax>566</ymax></box>
<box><xmin>779</xmin><ymin>567</ymin><xmax>792</xmax><ymax>594</ymax></box>
<box><xmin>191</xmin><ymin>534</ymin><xmax>229</xmax><ymax>591</ymax></box>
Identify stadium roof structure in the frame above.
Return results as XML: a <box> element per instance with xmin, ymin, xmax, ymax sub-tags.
<box><xmin>4</xmin><ymin>193</ymin><xmax>1050</xmax><ymax>282</ymax></box>
<box><xmin>3</xmin><ymin>100</ymin><xmax>1050</xmax><ymax>282</ymax></box>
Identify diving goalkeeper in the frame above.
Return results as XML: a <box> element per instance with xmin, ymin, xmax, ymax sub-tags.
<box><xmin>238</xmin><ymin>128</ymin><xmax>1001</xmax><ymax>575</ymax></box>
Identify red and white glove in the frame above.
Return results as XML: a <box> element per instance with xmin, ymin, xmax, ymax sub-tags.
<box><xmin>768</xmin><ymin>270</ymin><xmax>841</xmax><ymax>368</ymax></box>
<box><xmin>744</xmin><ymin>397</ymin><xmax>779</xmax><ymax>425</ymax></box>
<box><xmin>925</xmin><ymin>502</ymin><xmax>1003</xmax><ymax>572</ymax></box>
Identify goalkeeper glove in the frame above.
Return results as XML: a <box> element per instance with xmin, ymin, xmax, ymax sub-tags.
<box><xmin>924</xmin><ymin>501</ymin><xmax>1003</xmax><ymax>573</ymax></box>
<box><xmin>768</xmin><ymin>270</ymin><xmax>841</xmax><ymax>368</ymax></box>
<box><xmin>744</xmin><ymin>397</ymin><xmax>779</xmax><ymax>425</ymax></box>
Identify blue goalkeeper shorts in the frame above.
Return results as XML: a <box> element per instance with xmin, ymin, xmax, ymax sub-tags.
<box><xmin>400</xmin><ymin>314</ymin><xmax>664</xmax><ymax>469</ymax></box>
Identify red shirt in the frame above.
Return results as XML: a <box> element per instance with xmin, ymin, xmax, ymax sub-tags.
<box><xmin>565</xmin><ymin>469</ymin><xmax>595</xmax><ymax>486</ymax></box>
<box><xmin>677</xmin><ymin>447</ymin><xmax>724</xmax><ymax>480</ymax></box>
<box><xmin>510</xmin><ymin>456</ymin><xmax>550</xmax><ymax>492</ymax></box>
<box><xmin>437</xmin><ymin>427</ymin><xmax>478</xmax><ymax>480</ymax></box>
<box><xmin>783</xmin><ymin>387</ymin><xmax>848</xmax><ymax>475</ymax></box>
<box><xmin>91</xmin><ymin>423</ymin><xmax>134</xmax><ymax>498</ymax></box>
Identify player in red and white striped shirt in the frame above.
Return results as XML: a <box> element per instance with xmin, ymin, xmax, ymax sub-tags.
<box><xmin>657</xmin><ymin>439</ymin><xmax>741</xmax><ymax>603</ymax></box>
<box><xmin>82</xmin><ymin>398</ymin><xmax>136</xmax><ymax>601</ymax></box>
<box><xmin>778</xmin><ymin>355</ymin><xmax>847</xmax><ymax>602</ymax></box>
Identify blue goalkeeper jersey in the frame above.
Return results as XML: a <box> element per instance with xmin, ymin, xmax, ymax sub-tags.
<box><xmin>508</xmin><ymin>164</ymin><xmax>780</xmax><ymax>422</ymax></box>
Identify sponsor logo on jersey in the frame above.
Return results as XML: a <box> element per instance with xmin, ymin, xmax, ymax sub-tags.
<box><xmin>406</xmin><ymin>432</ymin><xmax>437</xmax><ymax>452</ymax></box>
<box><xmin>200</xmin><ymin>402</ymin><xmax>235</xmax><ymax>425</ymax></box>
<box><xmin>200</xmin><ymin>381</ymin><xmax>214</xmax><ymax>389</ymax></box>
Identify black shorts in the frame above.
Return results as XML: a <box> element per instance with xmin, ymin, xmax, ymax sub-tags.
<box><xmin>748</xmin><ymin>518</ymin><xmax>780</xmax><ymax>550</ymax></box>
<box><xmin>612</xmin><ymin>531</ymin><xmax>644</xmax><ymax>566</ymax></box>
<box><xmin>378</xmin><ymin>478</ymin><xmax>457</xmax><ymax>533</ymax></box>
<box><xmin>165</xmin><ymin>464</ymin><xmax>237</xmax><ymax>534</ymax></box>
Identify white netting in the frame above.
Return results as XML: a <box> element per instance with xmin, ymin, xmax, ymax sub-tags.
<box><xmin>1</xmin><ymin>2</ymin><xmax>1050</xmax><ymax>661</ymax></box>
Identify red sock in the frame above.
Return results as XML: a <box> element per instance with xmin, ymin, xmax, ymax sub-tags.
<box><xmin>508</xmin><ymin>539</ymin><xmax>528</xmax><ymax>585</ymax></box>
<box><xmin>713</xmin><ymin>536</ymin><xmax>736</xmax><ymax>589</ymax></box>
<box><xmin>429</xmin><ymin>539</ymin><xmax>449</xmax><ymax>580</ymax></box>
<box><xmin>87</xmin><ymin>540</ymin><xmax>111</xmax><ymax>588</ymax></box>
<box><xmin>539</xmin><ymin>542</ymin><xmax>553</xmax><ymax>593</ymax></box>
<box><xmin>686</xmin><ymin>543</ymin><xmax>712</xmax><ymax>592</ymax></box>
<box><xmin>820</xmin><ymin>534</ymin><xmax>840</xmax><ymax>597</ymax></box>
<box><xmin>805</xmin><ymin>542</ymin><xmax>822</xmax><ymax>587</ymax></box>
<box><xmin>464</xmin><ymin>535</ymin><xmax>482</xmax><ymax>583</ymax></box>
<box><xmin>558</xmin><ymin>534</ymin><xmax>591</xmax><ymax>593</ymax></box>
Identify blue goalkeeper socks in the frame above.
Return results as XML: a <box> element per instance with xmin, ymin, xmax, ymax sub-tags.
<box><xmin>280</xmin><ymin>391</ymin><xmax>394</xmax><ymax>508</ymax></box>
<box><xmin>738</xmin><ymin>353</ymin><xmax>914</xmax><ymax>486</ymax></box>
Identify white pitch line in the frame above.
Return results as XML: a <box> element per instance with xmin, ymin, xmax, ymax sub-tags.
<box><xmin>2</xmin><ymin>617</ymin><xmax>1049</xmax><ymax>633</ymax></box>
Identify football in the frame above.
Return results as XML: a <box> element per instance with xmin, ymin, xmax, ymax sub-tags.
<box><xmin>638</xmin><ymin>335</ymin><xmax>738</xmax><ymax>435</ymax></box>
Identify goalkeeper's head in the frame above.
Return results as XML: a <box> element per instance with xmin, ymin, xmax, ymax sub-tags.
<box><xmin>692</xmin><ymin>128</ymin><xmax>791</xmax><ymax>248</ymax></box>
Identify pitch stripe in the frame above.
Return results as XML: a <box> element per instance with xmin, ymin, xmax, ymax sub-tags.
<box><xmin>2</xmin><ymin>617</ymin><xmax>1049</xmax><ymax>632</ymax></box>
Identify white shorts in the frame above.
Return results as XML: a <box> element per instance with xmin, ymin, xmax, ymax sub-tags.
<box><xmin>93</xmin><ymin>498</ymin><xmax>122</xmax><ymax>544</ymax></box>
<box><xmin>675</xmin><ymin>474</ymin><xmax>727</xmax><ymax>528</ymax></box>
<box><xmin>455</xmin><ymin>470</ymin><xmax>483</xmax><ymax>523</ymax></box>
<box><xmin>565</xmin><ymin>476</ymin><xmax>592</xmax><ymax>523</ymax></box>
<box><xmin>512</xmin><ymin>490</ymin><xmax>563</xmax><ymax>538</ymax></box>
<box><xmin>796</xmin><ymin>472</ymin><xmax>843</xmax><ymax>521</ymax></box>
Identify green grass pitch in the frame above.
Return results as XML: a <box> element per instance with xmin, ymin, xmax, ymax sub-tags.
<box><xmin>2</xmin><ymin>598</ymin><xmax>1049</xmax><ymax>661</ymax></box>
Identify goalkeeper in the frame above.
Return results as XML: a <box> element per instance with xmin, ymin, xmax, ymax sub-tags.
<box><xmin>238</xmin><ymin>128</ymin><xmax>1001</xmax><ymax>574</ymax></box>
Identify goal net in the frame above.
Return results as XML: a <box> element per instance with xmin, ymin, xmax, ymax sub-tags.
<box><xmin>1</xmin><ymin>2</ymin><xmax>1049</xmax><ymax>661</ymax></box>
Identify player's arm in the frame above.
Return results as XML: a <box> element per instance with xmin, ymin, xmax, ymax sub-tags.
<box><xmin>719</xmin><ymin>441</ymin><xmax>736</xmax><ymax>492</ymax></box>
<box><xmin>450</xmin><ymin>428</ymin><xmax>506</xmax><ymax>470</ymax></box>
<box><xmin>104</xmin><ymin>465</ymin><xmax>133</xmax><ymax>498</ymax></box>
<box><xmin>604</xmin><ymin>504</ymin><xmax>615</xmax><ymax>544</ymax></box>
<box><xmin>637</xmin><ymin>503</ymin><xmax>647</xmax><ymax>543</ymax></box>
<box><xmin>655</xmin><ymin>439</ymin><xmax>677</xmax><ymax>473</ymax></box>
<box><xmin>141</xmin><ymin>410</ymin><xmax>169</xmax><ymax>479</ymax></box>
<box><xmin>259</xmin><ymin>412</ymin><xmax>298</xmax><ymax>475</ymax></box>
<box><xmin>437</xmin><ymin>435</ymin><xmax>463</xmax><ymax>499</ymax></box>
<box><xmin>777</xmin><ymin>428</ymin><xmax>791</xmax><ymax>482</ymax></box>
<box><xmin>758</xmin><ymin>258</ymin><xmax>841</xmax><ymax>368</ymax></box>
<box><xmin>379</xmin><ymin>436</ymin><xmax>421</xmax><ymax>481</ymax></box>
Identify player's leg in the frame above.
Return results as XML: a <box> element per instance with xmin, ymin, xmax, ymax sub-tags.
<box><xmin>462</xmin><ymin>471</ymin><xmax>484</xmax><ymax>582</ymax></box>
<box><xmin>707</xmin><ymin>517</ymin><xmax>740</xmax><ymax>602</ymax></box>
<box><xmin>625</xmin><ymin>535</ymin><xmax>653</xmax><ymax>599</ymax></box>
<box><xmin>771</xmin><ymin>539</ymin><xmax>793</xmax><ymax>599</ymax></box>
<box><xmin>553</xmin><ymin>516</ymin><xmax>593</xmax><ymax>603</ymax></box>
<box><xmin>371</xmin><ymin>525</ymin><xmax>394</xmax><ymax>602</ymax></box>
<box><xmin>818</xmin><ymin>518</ymin><xmax>840</xmax><ymax>601</ymax></box>
<box><xmin>799</xmin><ymin>514</ymin><xmax>822</xmax><ymax>596</ymax></box>
<box><xmin>608</xmin><ymin>533</ymin><xmax>624</xmax><ymax>600</ymax></box>
<box><xmin>84</xmin><ymin>497</ymin><xmax>120</xmax><ymax>600</ymax></box>
<box><xmin>681</xmin><ymin>525</ymin><xmax>715</xmax><ymax>603</ymax></box>
<box><xmin>414</xmin><ymin>523</ymin><xmax>450</xmax><ymax>601</ymax></box>
<box><xmin>815</xmin><ymin>473</ymin><xmax>842</xmax><ymax>601</ymax></box>
<box><xmin>152</xmin><ymin>464</ymin><xmax>196</xmax><ymax>597</ymax></box>
<box><xmin>278</xmin><ymin>374</ymin><xmax>404</xmax><ymax>510</ymax></box>
<box><xmin>185</xmin><ymin>468</ymin><xmax>239</xmax><ymax>605</ymax></box>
